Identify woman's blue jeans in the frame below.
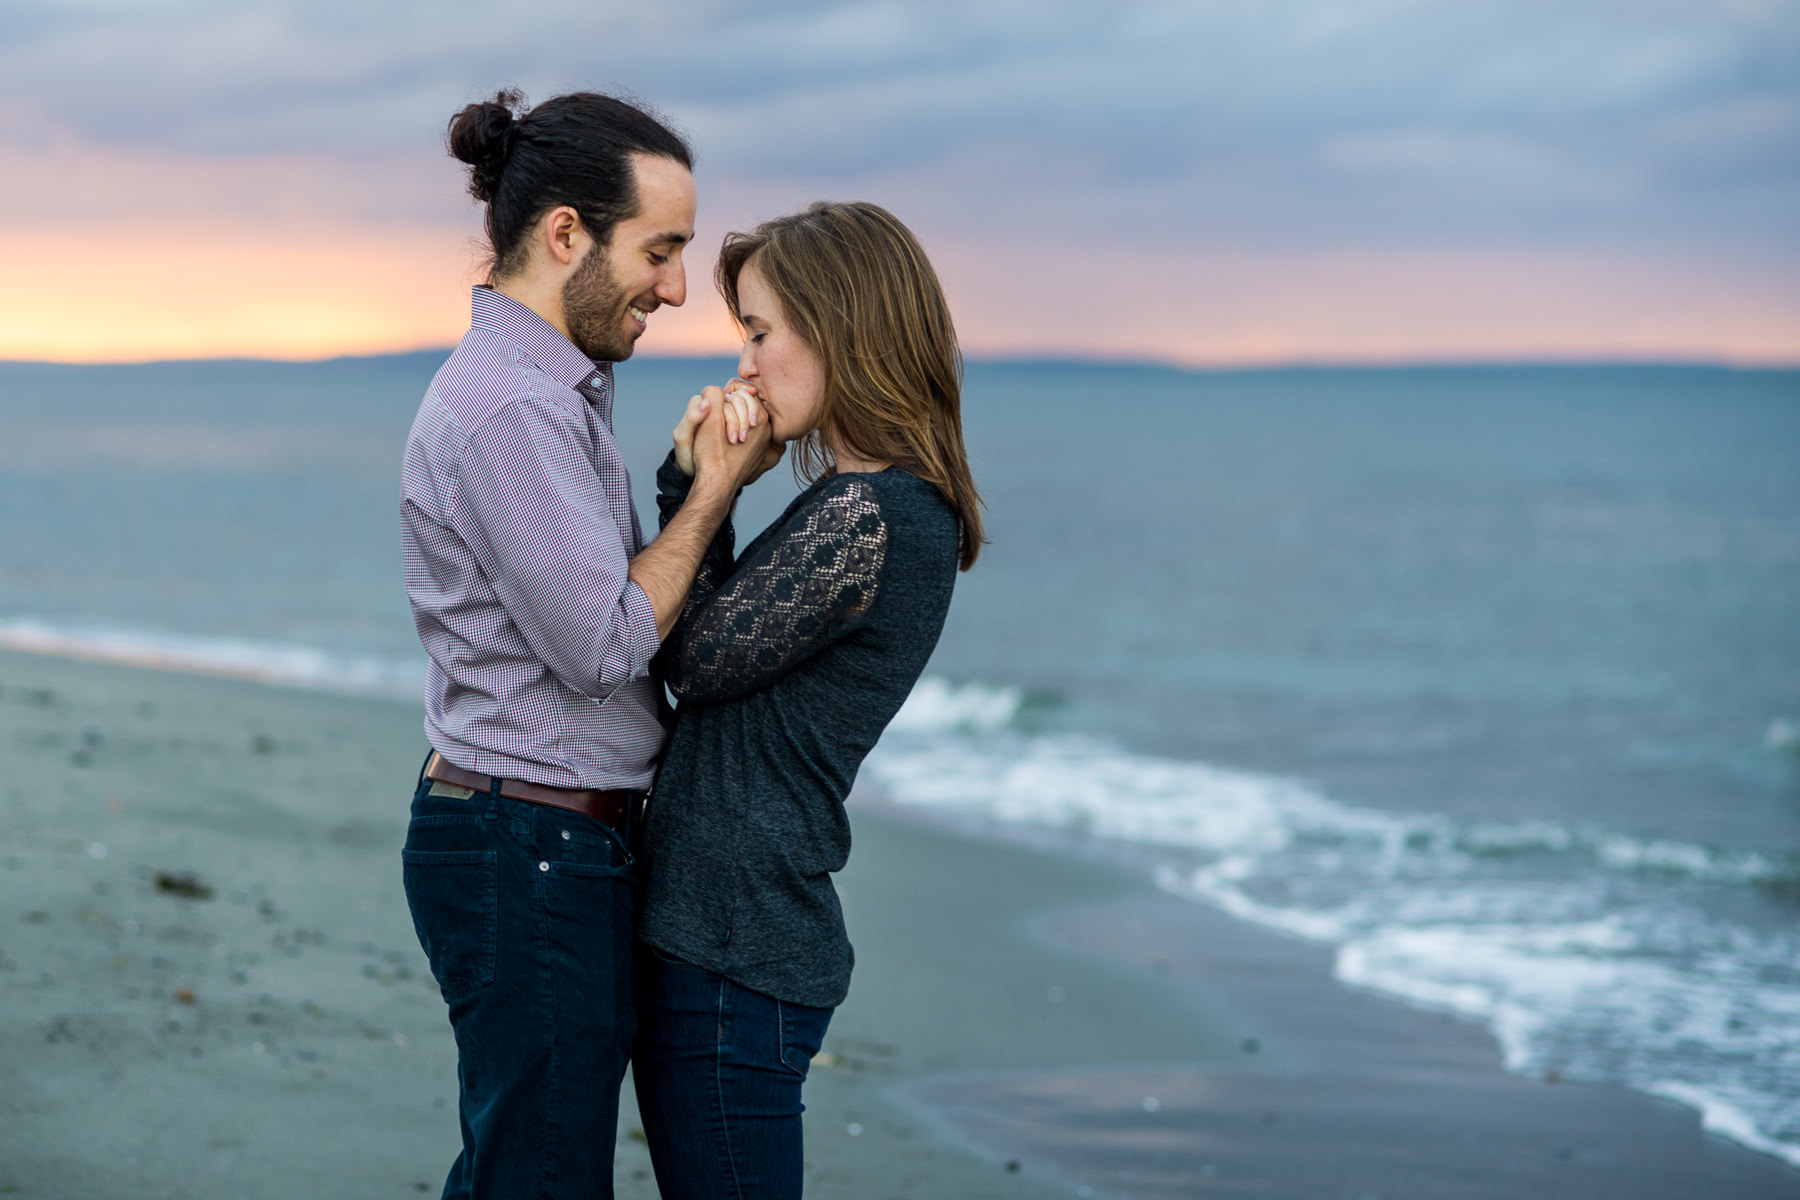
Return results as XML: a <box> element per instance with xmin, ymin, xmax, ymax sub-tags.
<box><xmin>401</xmin><ymin>773</ymin><xmax>638</xmax><ymax>1199</ymax></box>
<box><xmin>634</xmin><ymin>947</ymin><xmax>834</xmax><ymax>1199</ymax></box>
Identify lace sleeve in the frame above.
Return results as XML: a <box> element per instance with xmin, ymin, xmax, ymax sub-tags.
<box><xmin>651</xmin><ymin>451</ymin><xmax>736</xmax><ymax>681</ymax></box>
<box><xmin>666</xmin><ymin>475</ymin><xmax>888</xmax><ymax>705</ymax></box>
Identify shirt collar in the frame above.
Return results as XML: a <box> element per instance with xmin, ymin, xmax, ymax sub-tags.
<box><xmin>469</xmin><ymin>286</ymin><xmax>613</xmax><ymax>399</ymax></box>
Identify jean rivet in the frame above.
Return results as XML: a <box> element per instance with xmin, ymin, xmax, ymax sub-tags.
<box><xmin>561</xmin><ymin>830</ymin><xmax>570</xmax><ymax>840</ymax></box>
<box><xmin>538</xmin><ymin>861</ymin><xmax>550</xmax><ymax>872</ymax></box>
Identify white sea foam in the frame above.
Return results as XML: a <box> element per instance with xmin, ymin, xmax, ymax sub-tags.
<box><xmin>865</xmin><ymin>678</ymin><xmax>1800</xmax><ymax>1169</ymax></box>
<box><xmin>0</xmin><ymin>617</ymin><xmax>424</xmax><ymax>698</ymax></box>
<box><xmin>1649</xmin><ymin>1082</ymin><xmax>1800</xmax><ymax>1169</ymax></box>
<box><xmin>887</xmin><ymin>676</ymin><xmax>1025</xmax><ymax>734</ymax></box>
<box><xmin>5</xmin><ymin>627</ymin><xmax>1794</xmax><ymax>1166</ymax></box>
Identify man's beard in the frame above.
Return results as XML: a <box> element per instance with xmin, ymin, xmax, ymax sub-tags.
<box><xmin>562</xmin><ymin>245</ymin><xmax>636</xmax><ymax>363</ymax></box>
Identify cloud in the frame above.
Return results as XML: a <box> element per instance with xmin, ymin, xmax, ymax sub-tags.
<box><xmin>2</xmin><ymin>0</ymin><xmax>1796</xmax><ymax>361</ymax></box>
<box><xmin>5</xmin><ymin>2</ymin><xmax>1792</xmax><ymax>248</ymax></box>
<box><xmin>0</xmin><ymin>137</ymin><xmax>462</xmax><ymax>225</ymax></box>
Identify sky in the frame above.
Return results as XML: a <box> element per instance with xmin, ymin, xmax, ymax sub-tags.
<box><xmin>2</xmin><ymin>0</ymin><xmax>1796</xmax><ymax>365</ymax></box>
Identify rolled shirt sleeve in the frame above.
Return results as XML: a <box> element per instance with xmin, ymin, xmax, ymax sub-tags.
<box><xmin>449</xmin><ymin>393</ymin><xmax>661</xmax><ymax>699</ymax></box>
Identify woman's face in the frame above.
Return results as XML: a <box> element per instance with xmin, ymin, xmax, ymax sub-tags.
<box><xmin>735</xmin><ymin>260</ymin><xmax>826</xmax><ymax>444</ymax></box>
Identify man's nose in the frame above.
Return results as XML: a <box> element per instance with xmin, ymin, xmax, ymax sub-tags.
<box><xmin>656</xmin><ymin>262</ymin><xmax>687</xmax><ymax>308</ymax></box>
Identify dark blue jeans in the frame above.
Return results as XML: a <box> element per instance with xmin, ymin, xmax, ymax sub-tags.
<box><xmin>634</xmin><ymin>948</ymin><xmax>834</xmax><ymax>1200</ymax></box>
<box><xmin>402</xmin><ymin>772</ymin><xmax>638</xmax><ymax>1200</ymax></box>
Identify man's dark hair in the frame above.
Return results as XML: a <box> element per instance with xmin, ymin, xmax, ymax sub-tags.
<box><xmin>448</xmin><ymin>89</ymin><xmax>694</xmax><ymax>280</ymax></box>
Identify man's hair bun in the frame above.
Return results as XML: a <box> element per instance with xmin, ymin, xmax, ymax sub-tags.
<box><xmin>444</xmin><ymin>87</ymin><xmax>693</xmax><ymax>282</ymax></box>
<box><xmin>447</xmin><ymin>89</ymin><xmax>525</xmax><ymax>203</ymax></box>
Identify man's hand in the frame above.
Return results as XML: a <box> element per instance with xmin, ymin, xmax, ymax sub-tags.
<box><xmin>745</xmin><ymin>439</ymin><xmax>786</xmax><ymax>485</ymax></box>
<box><xmin>673</xmin><ymin>379</ymin><xmax>774</xmax><ymax>477</ymax></box>
<box><xmin>671</xmin><ymin>391</ymin><xmax>712</xmax><ymax>477</ymax></box>
<box><xmin>636</xmin><ymin>384</ymin><xmax>777</xmax><ymax>641</ymax></box>
<box><xmin>692</xmin><ymin>385</ymin><xmax>775</xmax><ymax>493</ymax></box>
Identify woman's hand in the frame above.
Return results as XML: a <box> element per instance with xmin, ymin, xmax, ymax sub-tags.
<box><xmin>674</xmin><ymin>379</ymin><xmax>762</xmax><ymax>476</ymax></box>
<box><xmin>719</xmin><ymin>378</ymin><xmax>763</xmax><ymax>445</ymax></box>
<box><xmin>719</xmin><ymin>378</ymin><xmax>785</xmax><ymax>482</ymax></box>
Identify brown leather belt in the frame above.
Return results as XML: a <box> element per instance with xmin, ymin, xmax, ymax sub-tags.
<box><xmin>425</xmin><ymin>752</ymin><xmax>636</xmax><ymax>832</ymax></box>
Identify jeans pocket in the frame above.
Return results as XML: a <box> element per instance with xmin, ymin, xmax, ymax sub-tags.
<box><xmin>777</xmin><ymin>998</ymin><xmax>834</xmax><ymax>1078</ymax></box>
<box><xmin>401</xmin><ymin>848</ymin><xmax>498</xmax><ymax>1003</ymax></box>
<box><xmin>643</xmin><ymin>943</ymin><xmax>692</xmax><ymax>968</ymax></box>
<box><xmin>554</xmin><ymin>816</ymin><xmax>634</xmax><ymax>874</ymax></box>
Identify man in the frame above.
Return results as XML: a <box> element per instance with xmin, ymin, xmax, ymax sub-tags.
<box><xmin>399</xmin><ymin>90</ymin><xmax>773</xmax><ymax>1198</ymax></box>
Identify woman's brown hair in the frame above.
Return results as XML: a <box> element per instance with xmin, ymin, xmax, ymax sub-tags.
<box><xmin>716</xmin><ymin>201</ymin><xmax>985</xmax><ymax>570</ymax></box>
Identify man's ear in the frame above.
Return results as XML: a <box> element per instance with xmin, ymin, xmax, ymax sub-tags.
<box><xmin>541</xmin><ymin>205</ymin><xmax>586</xmax><ymax>269</ymax></box>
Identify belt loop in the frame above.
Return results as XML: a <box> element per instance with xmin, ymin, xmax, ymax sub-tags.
<box><xmin>416</xmin><ymin>750</ymin><xmax>434</xmax><ymax>789</ymax></box>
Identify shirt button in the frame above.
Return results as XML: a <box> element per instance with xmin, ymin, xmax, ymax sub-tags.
<box><xmin>539</xmin><ymin>861</ymin><xmax>550</xmax><ymax>872</ymax></box>
<box><xmin>561</xmin><ymin>830</ymin><xmax>570</xmax><ymax>840</ymax></box>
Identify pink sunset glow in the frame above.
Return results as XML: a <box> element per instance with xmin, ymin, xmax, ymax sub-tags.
<box><xmin>6</xmin><ymin>208</ymin><xmax>1795</xmax><ymax>366</ymax></box>
<box><xmin>3</xmin><ymin>2</ymin><xmax>1796</xmax><ymax>367</ymax></box>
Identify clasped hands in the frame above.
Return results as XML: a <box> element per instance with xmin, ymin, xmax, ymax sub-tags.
<box><xmin>673</xmin><ymin>379</ymin><xmax>784</xmax><ymax>488</ymax></box>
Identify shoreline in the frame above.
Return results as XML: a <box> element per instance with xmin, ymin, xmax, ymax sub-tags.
<box><xmin>0</xmin><ymin>619</ymin><xmax>424</xmax><ymax>698</ymax></box>
<box><xmin>2</xmin><ymin>649</ymin><xmax>1796</xmax><ymax>1197</ymax></box>
<box><xmin>845</xmin><ymin>798</ymin><xmax>1800</xmax><ymax>1197</ymax></box>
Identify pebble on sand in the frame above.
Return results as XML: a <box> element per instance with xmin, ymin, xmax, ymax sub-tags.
<box><xmin>155</xmin><ymin>872</ymin><xmax>215</xmax><ymax>901</ymax></box>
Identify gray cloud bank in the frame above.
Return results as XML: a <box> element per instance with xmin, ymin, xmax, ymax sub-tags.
<box><xmin>4</xmin><ymin>0</ymin><xmax>1796</xmax><ymax>258</ymax></box>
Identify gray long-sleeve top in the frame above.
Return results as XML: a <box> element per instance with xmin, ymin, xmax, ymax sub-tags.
<box><xmin>638</xmin><ymin>453</ymin><xmax>959</xmax><ymax>1007</ymax></box>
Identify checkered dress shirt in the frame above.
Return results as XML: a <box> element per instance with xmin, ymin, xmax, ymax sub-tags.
<box><xmin>401</xmin><ymin>287</ymin><xmax>665</xmax><ymax>790</ymax></box>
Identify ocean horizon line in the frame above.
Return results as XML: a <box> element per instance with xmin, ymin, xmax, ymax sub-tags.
<box><xmin>2</xmin><ymin>349</ymin><xmax>1796</xmax><ymax>377</ymax></box>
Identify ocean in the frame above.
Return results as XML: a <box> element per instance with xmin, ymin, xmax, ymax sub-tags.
<box><xmin>1</xmin><ymin>355</ymin><xmax>1797</xmax><ymax>1166</ymax></box>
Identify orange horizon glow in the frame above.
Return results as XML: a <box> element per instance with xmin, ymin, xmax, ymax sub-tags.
<box><xmin>1</xmin><ymin>217</ymin><xmax>1796</xmax><ymax>369</ymax></box>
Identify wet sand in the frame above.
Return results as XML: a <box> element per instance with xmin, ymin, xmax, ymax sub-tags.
<box><xmin>1</xmin><ymin>648</ymin><xmax>1795</xmax><ymax>1198</ymax></box>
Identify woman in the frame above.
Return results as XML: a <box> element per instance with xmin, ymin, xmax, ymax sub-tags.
<box><xmin>634</xmin><ymin>200</ymin><xmax>983</xmax><ymax>1198</ymax></box>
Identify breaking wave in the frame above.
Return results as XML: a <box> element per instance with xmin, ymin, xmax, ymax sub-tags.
<box><xmin>867</xmin><ymin>678</ymin><xmax>1800</xmax><ymax>1169</ymax></box>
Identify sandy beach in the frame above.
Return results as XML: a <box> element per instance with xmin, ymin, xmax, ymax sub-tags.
<box><xmin>2</xmin><ymin>648</ymin><xmax>1796</xmax><ymax>1199</ymax></box>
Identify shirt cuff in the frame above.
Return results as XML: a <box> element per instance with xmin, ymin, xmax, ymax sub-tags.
<box><xmin>621</xmin><ymin>576</ymin><xmax>663</xmax><ymax>659</ymax></box>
